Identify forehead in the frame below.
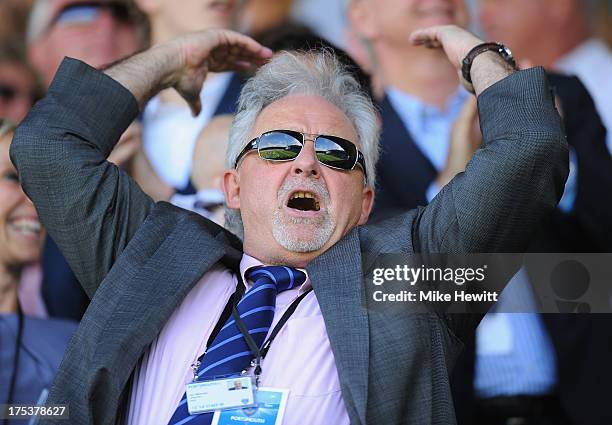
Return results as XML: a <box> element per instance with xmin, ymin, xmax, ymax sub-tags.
<box><xmin>250</xmin><ymin>95</ymin><xmax>359</xmax><ymax>144</ymax></box>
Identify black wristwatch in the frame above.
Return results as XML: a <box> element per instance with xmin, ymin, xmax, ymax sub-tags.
<box><xmin>461</xmin><ymin>42</ymin><xmax>517</xmax><ymax>84</ymax></box>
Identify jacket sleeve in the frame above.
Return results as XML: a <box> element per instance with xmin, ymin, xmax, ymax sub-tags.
<box><xmin>413</xmin><ymin>67</ymin><xmax>569</xmax><ymax>255</ymax></box>
<box><xmin>407</xmin><ymin>68</ymin><xmax>568</xmax><ymax>340</ymax></box>
<box><xmin>10</xmin><ymin>58</ymin><xmax>154</xmax><ymax>298</ymax></box>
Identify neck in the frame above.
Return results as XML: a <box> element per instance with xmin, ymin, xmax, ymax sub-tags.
<box><xmin>150</xmin><ymin>21</ymin><xmax>174</xmax><ymax>46</ymax></box>
<box><xmin>0</xmin><ymin>263</ymin><xmax>20</xmax><ymax>313</ymax></box>
<box><xmin>376</xmin><ymin>42</ymin><xmax>459</xmax><ymax>109</ymax></box>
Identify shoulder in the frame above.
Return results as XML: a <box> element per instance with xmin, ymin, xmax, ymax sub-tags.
<box><xmin>359</xmin><ymin>209</ymin><xmax>420</xmax><ymax>254</ymax></box>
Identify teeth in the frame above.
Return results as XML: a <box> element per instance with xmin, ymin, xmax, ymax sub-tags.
<box><xmin>291</xmin><ymin>191</ymin><xmax>315</xmax><ymax>200</ymax></box>
<box><xmin>10</xmin><ymin>219</ymin><xmax>41</xmax><ymax>233</ymax></box>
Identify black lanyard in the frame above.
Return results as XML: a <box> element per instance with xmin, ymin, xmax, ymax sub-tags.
<box><xmin>232</xmin><ymin>286</ymin><xmax>313</xmax><ymax>385</ymax></box>
<box><xmin>204</xmin><ymin>274</ymin><xmax>246</xmax><ymax>352</ymax></box>
<box><xmin>191</xmin><ymin>274</ymin><xmax>247</xmax><ymax>381</ymax></box>
<box><xmin>3</xmin><ymin>305</ymin><xmax>24</xmax><ymax>425</ymax></box>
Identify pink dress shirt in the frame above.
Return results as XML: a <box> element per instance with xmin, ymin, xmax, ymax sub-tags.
<box><xmin>127</xmin><ymin>254</ymin><xmax>349</xmax><ymax>424</ymax></box>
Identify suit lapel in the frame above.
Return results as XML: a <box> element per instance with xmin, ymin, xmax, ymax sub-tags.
<box><xmin>88</xmin><ymin>208</ymin><xmax>239</xmax><ymax>411</ymax></box>
<box><xmin>307</xmin><ymin>229</ymin><xmax>369</xmax><ymax>425</ymax></box>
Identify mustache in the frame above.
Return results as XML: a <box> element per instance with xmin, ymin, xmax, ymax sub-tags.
<box><xmin>277</xmin><ymin>178</ymin><xmax>330</xmax><ymax>206</ymax></box>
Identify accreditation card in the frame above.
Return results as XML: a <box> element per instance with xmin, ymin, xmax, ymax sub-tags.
<box><xmin>211</xmin><ymin>388</ymin><xmax>289</xmax><ymax>425</ymax></box>
<box><xmin>186</xmin><ymin>376</ymin><xmax>255</xmax><ymax>415</ymax></box>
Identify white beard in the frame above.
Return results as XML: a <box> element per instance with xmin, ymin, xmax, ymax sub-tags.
<box><xmin>272</xmin><ymin>178</ymin><xmax>335</xmax><ymax>253</ymax></box>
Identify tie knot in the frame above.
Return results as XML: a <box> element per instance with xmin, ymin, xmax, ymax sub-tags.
<box><xmin>246</xmin><ymin>265</ymin><xmax>307</xmax><ymax>293</ymax></box>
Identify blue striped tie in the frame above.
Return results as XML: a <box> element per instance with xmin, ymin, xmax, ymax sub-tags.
<box><xmin>168</xmin><ymin>265</ymin><xmax>307</xmax><ymax>425</ymax></box>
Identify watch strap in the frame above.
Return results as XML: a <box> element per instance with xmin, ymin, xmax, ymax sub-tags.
<box><xmin>461</xmin><ymin>42</ymin><xmax>517</xmax><ymax>85</ymax></box>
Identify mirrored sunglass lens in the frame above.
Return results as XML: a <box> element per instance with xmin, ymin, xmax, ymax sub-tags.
<box><xmin>315</xmin><ymin>137</ymin><xmax>355</xmax><ymax>169</ymax></box>
<box><xmin>258</xmin><ymin>132</ymin><xmax>302</xmax><ymax>161</ymax></box>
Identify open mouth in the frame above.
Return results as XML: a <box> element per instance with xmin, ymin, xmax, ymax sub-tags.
<box><xmin>287</xmin><ymin>191</ymin><xmax>320</xmax><ymax>212</ymax></box>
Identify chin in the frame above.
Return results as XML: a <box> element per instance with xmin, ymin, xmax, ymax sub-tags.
<box><xmin>272</xmin><ymin>221</ymin><xmax>335</xmax><ymax>253</ymax></box>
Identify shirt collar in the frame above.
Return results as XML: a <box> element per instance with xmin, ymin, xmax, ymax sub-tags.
<box><xmin>386</xmin><ymin>85</ymin><xmax>469</xmax><ymax>116</ymax></box>
<box><xmin>239</xmin><ymin>253</ymin><xmax>312</xmax><ymax>294</ymax></box>
<box><xmin>385</xmin><ymin>85</ymin><xmax>469</xmax><ymax>134</ymax></box>
<box><xmin>554</xmin><ymin>38</ymin><xmax>612</xmax><ymax>74</ymax></box>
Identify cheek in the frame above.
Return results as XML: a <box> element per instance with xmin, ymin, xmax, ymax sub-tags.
<box><xmin>328</xmin><ymin>179</ymin><xmax>364</xmax><ymax>224</ymax></box>
<box><xmin>0</xmin><ymin>187</ymin><xmax>20</xmax><ymax>220</ymax></box>
<box><xmin>239</xmin><ymin>171</ymin><xmax>281</xmax><ymax>222</ymax></box>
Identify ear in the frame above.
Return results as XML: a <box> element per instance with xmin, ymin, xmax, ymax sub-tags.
<box><xmin>222</xmin><ymin>169</ymin><xmax>241</xmax><ymax>209</ymax></box>
<box><xmin>348</xmin><ymin>0</ymin><xmax>380</xmax><ymax>41</ymax></box>
<box><xmin>358</xmin><ymin>186</ymin><xmax>375</xmax><ymax>225</ymax></box>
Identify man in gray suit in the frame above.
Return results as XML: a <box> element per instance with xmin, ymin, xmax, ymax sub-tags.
<box><xmin>11</xmin><ymin>25</ymin><xmax>567</xmax><ymax>425</ymax></box>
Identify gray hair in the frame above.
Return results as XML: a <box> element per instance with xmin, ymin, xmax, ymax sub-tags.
<box><xmin>224</xmin><ymin>50</ymin><xmax>380</xmax><ymax>238</ymax></box>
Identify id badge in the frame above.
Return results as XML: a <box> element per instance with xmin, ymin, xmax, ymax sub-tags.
<box><xmin>211</xmin><ymin>388</ymin><xmax>289</xmax><ymax>425</ymax></box>
<box><xmin>186</xmin><ymin>376</ymin><xmax>256</xmax><ymax>415</ymax></box>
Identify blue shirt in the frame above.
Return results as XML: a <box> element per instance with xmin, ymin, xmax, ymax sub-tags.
<box><xmin>0</xmin><ymin>314</ymin><xmax>77</xmax><ymax>405</ymax></box>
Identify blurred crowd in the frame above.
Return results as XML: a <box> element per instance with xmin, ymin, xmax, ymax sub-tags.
<box><xmin>0</xmin><ymin>0</ymin><xmax>611</xmax><ymax>424</ymax></box>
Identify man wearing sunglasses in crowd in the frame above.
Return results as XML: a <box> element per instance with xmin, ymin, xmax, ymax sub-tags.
<box><xmin>27</xmin><ymin>0</ymin><xmax>144</xmax><ymax>87</ymax></box>
<box><xmin>11</xmin><ymin>24</ymin><xmax>567</xmax><ymax>425</ymax></box>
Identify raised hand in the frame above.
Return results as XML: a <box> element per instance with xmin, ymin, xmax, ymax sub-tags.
<box><xmin>409</xmin><ymin>25</ymin><xmax>482</xmax><ymax>71</ymax></box>
<box><xmin>409</xmin><ymin>25</ymin><xmax>516</xmax><ymax>95</ymax></box>
<box><xmin>170</xmin><ymin>30</ymin><xmax>273</xmax><ymax>115</ymax></box>
<box><xmin>105</xmin><ymin>29</ymin><xmax>273</xmax><ymax>115</ymax></box>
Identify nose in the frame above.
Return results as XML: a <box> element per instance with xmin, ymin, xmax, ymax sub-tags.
<box><xmin>290</xmin><ymin>137</ymin><xmax>322</xmax><ymax>179</ymax></box>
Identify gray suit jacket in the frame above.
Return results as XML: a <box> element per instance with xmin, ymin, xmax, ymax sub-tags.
<box><xmin>11</xmin><ymin>59</ymin><xmax>567</xmax><ymax>425</ymax></box>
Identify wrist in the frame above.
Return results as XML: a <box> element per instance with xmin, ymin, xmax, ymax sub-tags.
<box><xmin>150</xmin><ymin>42</ymin><xmax>185</xmax><ymax>89</ymax></box>
<box><xmin>461</xmin><ymin>42</ymin><xmax>517</xmax><ymax>95</ymax></box>
<box><xmin>470</xmin><ymin>51</ymin><xmax>516</xmax><ymax>95</ymax></box>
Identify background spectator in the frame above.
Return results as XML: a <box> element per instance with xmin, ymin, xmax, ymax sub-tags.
<box><xmin>0</xmin><ymin>119</ymin><xmax>77</xmax><ymax>408</ymax></box>
<box><xmin>27</xmin><ymin>0</ymin><xmax>145</xmax><ymax>87</ymax></box>
<box><xmin>478</xmin><ymin>0</ymin><xmax>612</xmax><ymax>154</ymax></box>
<box><xmin>135</xmin><ymin>0</ymin><xmax>245</xmax><ymax>194</ymax></box>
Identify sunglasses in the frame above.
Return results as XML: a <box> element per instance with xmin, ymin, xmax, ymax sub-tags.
<box><xmin>235</xmin><ymin>130</ymin><xmax>368</xmax><ymax>181</ymax></box>
<box><xmin>52</xmin><ymin>1</ymin><xmax>133</xmax><ymax>29</ymax></box>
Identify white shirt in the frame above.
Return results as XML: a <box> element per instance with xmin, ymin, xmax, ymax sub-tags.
<box><xmin>554</xmin><ymin>38</ymin><xmax>612</xmax><ymax>155</ymax></box>
<box><xmin>142</xmin><ymin>73</ymin><xmax>233</xmax><ymax>190</ymax></box>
